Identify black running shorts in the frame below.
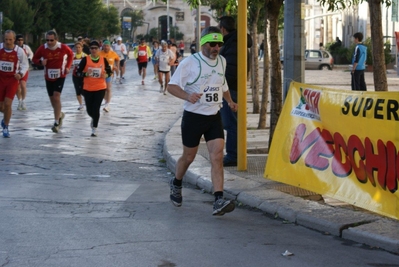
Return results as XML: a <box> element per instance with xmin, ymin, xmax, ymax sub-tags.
<box><xmin>181</xmin><ymin>110</ymin><xmax>224</xmax><ymax>148</ymax></box>
<box><xmin>45</xmin><ymin>78</ymin><xmax>66</xmax><ymax>97</ymax></box>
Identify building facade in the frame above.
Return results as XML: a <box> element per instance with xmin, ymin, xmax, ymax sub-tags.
<box><xmin>104</xmin><ymin>0</ymin><xmax>218</xmax><ymax>43</ymax></box>
<box><xmin>304</xmin><ymin>0</ymin><xmax>398</xmax><ymax>52</ymax></box>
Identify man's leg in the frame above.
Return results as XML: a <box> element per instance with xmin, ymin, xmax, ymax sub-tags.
<box><xmin>352</xmin><ymin>71</ymin><xmax>361</xmax><ymax>91</ymax></box>
<box><xmin>175</xmin><ymin>145</ymin><xmax>198</xmax><ymax>180</ymax></box>
<box><xmin>164</xmin><ymin>72</ymin><xmax>170</xmax><ymax>94</ymax></box>
<box><xmin>207</xmin><ymin>137</ymin><xmax>236</xmax><ymax>215</ymax></box>
<box><xmin>142</xmin><ymin>67</ymin><xmax>146</xmax><ymax>81</ymax></box>
<box><xmin>50</xmin><ymin>91</ymin><xmax>62</xmax><ymax>123</ymax></box>
<box><xmin>206</xmin><ymin>138</ymin><xmax>225</xmax><ymax>192</ymax></box>
<box><xmin>103</xmin><ymin>81</ymin><xmax>111</xmax><ymax>112</ymax></box>
<box><xmin>359</xmin><ymin>70</ymin><xmax>367</xmax><ymax>91</ymax></box>
<box><xmin>170</xmin><ymin>144</ymin><xmax>198</xmax><ymax>207</ymax></box>
<box><xmin>2</xmin><ymin>97</ymin><xmax>13</xmax><ymax>126</ymax></box>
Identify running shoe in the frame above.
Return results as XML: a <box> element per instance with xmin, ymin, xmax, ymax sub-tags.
<box><xmin>78</xmin><ymin>104</ymin><xmax>84</xmax><ymax>110</ymax></box>
<box><xmin>58</xmin><ymin>112</ymin><xmax>65</xmax><ymax>127</ymax></box>
<box><xmin>51</xmin><ymin>123</ymin><xmax>59</xmax><ymax>133</ymax></box>
<box><xmin>103</xmin><ymin>105</ymin><xmax>110</xmax><ymax>112</ymax></box>
<box><xmin>91</xmin><ymin>127</ymin><xmax>97</xmax><ymax>137</ymax></box>
<box><xmin>160</xmin><ymin>84</ymin><xmax>163</xmax><ymax>93</ymax></box>
<box><xmin>141</xmin><ymin>80</ymin><xmax>145</xmax><ymax>85</ymax></box>
<box><xmin>153</xmin><ymin>76</ymin><xmax>157</xmax><ymax>80</ymax></box>
<box><xmin>169</xmin><ymin>178</ymin><xmax>182</xmax><ymax>207</ymax></box>
<box><xmin>21</xmin><ymin>101</ymin><xmax>27</xmax><ymax>111</ymax></box>
<box><xmin>212</xmin><ymin>199</ymin><xmax>235</xmax><ymax>216</ymax></box>
<box><xmin>2</xmin><ymin>127</ymin><xmax>10</xmax><ymax>138</ymax></box>
<box><xmin>17</xmin><ymin>101</ymin><xmax>23</xmax><ymax>111</ymax></box>
<box><xmin>1</xmin><ymin>119</ymin><xmax>5</xmax><ymax>129</ymax></box>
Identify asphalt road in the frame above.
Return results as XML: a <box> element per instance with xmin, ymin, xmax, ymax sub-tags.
<box><xmin>0</xmin><ymin>60</ymin><xmax>398</xmax><ymax>266</ymax></box>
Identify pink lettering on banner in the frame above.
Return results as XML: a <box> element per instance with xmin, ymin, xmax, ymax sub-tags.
<box><xmin>289</xmin><ymin>123</ymin><xmax>399</xmax><ymax>193</ymax></box>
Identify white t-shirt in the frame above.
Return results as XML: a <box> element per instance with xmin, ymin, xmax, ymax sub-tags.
<box><xmin>169</xmin><ymin>52</ymin><xmax>228</xmax><ymax>116</ymax></box>
<box><xmin>112</xmin><ymin>43</ymin><xmax>127</xmax><ymax>59</ymax></box>
<box><xmin>155</xmin><ymin>48</ymin><xmax>175</xmax><ymax>72</ymax></box>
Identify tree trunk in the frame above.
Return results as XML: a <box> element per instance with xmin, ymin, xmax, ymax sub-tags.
<box><xmin>258</xmin><ymin>1</ymin><xmax>270</xmax><ymax>129</ymax></box>
<box><xmin>368</xmin><ymin>0</ymin><xmax>388</xmax><ymax>91</ymax></box>
<box><xmin>267</xmin><ymin>0</ymin><xmax>284</xmax><ymax>146</ymax></box>
<box><xmin>250</xmin><ymin>17</ymin><xmax>260</xmax><ymax>114</ymax></box>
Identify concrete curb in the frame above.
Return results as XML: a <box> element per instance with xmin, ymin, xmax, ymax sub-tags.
<box><xmin>163</xmin><ymin>117</ymin><xmax>399</xmax><ymax>255</ymax></box>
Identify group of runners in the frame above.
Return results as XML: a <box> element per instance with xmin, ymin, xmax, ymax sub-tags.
<box><xmin>1</xmin><ymin>25</ymin><xmax>241</xmax><ymax>216</ymax></box>
<box><xmin>0</xmin><ymin>29</ymin><xmax>182</xmax><ymax>138</ymax></box>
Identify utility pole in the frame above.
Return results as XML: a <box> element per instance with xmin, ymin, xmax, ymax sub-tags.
<box><xmin>167</xmin><ymin>0</ymin><xmax>170</xmax><ymax>40</ymax></box>
<box><xmin>196</xmin><ymin>6</ymin><xmax>201</xmax><ymax>52</ymax></box>
<box><xmin>283</xmin><ymin>0</ymin><xmax>305</xmax><ymax>101</ymax></box>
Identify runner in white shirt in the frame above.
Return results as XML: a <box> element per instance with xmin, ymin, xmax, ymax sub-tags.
<box><xmin>15</xmin><ymin>34</ymin><xmax>33</xmax><ymax>111</ymax></box>
<box><xmin>166</xmin><ymin>27</ymin><xmax>238</xmax><ymax>216</ymax></box>
<box><xmin>155</xmin><ymin>40</ymin><xmax>175</xmax><ymax>94</ymax></box>
<box><xmin>112</xmin><ymin>37</ymin><xmax>127</xmax><ymax>81</ymax></box>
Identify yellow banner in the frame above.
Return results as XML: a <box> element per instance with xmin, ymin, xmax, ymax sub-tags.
<box><xmin>264</xmin><ymin>81</ymin><xmax>399</xmax><ymax>220</ymax></box>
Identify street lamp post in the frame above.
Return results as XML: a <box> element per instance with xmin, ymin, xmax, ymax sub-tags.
<box><xmin>167</xmin><ymin>0</ymin><xmax>170</xmax><ymax>40</ymax></box>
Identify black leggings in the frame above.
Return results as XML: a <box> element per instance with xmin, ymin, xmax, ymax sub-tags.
<box><xmin>83</xmin><ymin>89</ymin><xmax>106</xmax><ymax>128</ymax></box>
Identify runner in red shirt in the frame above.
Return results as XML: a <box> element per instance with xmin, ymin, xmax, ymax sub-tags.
<box><xmin>32</xmin><ymin>30</ymin><xmax>74</xmax><ymax>133</ymax></box>
<box><xmin>133</xmin><ymin>38</ymin><xmax>152</xmax><ymax>85</ymax></box>
<box><xmin>0</xmin><ymin>30</ymin><xmax>29</xmax><ymax>138</ymax></box>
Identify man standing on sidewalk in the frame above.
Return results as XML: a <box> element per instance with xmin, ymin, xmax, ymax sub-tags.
<box><xmin>219</xmin><ymin>16</ymin><xmax>252</xmax><ymax>166</ymax></box>
<box><xmin>351</xmin><ymin>32</ymin><xmax>367</xmax><ymax>91</ymax></box>
<box><xmin>167</xmin><ymin>26</ymin><xmax>238</xmax><ymax>216</ymax></box>
<box><xmin>0</xmin><ymin>30</ymin><xmax>29</xmax><ymax>138</ymax></box>
<box><xmin>32</xmin><ymin>30</ymin><xmax>74</xmax><ymax>133</ymax></box>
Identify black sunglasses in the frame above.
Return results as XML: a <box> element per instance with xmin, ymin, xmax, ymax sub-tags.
<box><xmin>46</xmin><ymin>39</ymin><xmax>54</xmax><ymax>42</ymax></box>
<box><xmin>208</xmin><ymin>42</ymin><xmax>223</xmax><ymax>48</ymax></box>
<box><xmin>90</xmin><ymin>47</ymin><xmax>99</xmax><ymax>50</ymax></box>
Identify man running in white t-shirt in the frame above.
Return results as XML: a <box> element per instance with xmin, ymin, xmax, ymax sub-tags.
<box><xmin>112</xmin><ymin>37</ymin><xmax>127</xmax><ymax>81</ymax></box>
<box><xmin>167</xmin><ymin>27</ymin><xmax>238</xmax><ymax>216</ymax></box>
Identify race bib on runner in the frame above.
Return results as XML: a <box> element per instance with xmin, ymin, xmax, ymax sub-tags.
<box><xmin>88</xmin><ymin>67</ymin><xmax>102</xmax><ymax>78</ymax></box>
<box><xmin>48</xmin><ymin>69</ymin><xmax>61</xmax><ymax>79</ymax></box>
<box><xmin>0</xmin><ymin>61</ymin><xmax>14</xmax><ymax>72</ymax></box>
<box><xmin>199</xmin><ymin>84</ymin><xmax>223</xmax><ymax>105</ymax></box>
<box><xmin>73</xmin><ymin>59</ymin><xmax>81</xmax><ymax>66</ymax></box>
<box><xmin>138</xmin><ymin>50</ymin><xmax>146</xmax><ymax>56</ymax></box>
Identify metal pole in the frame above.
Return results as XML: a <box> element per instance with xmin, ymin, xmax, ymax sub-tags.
<box><xmin>237</xmin><ymin>0</ymin><xmax>247</xmax><ymax>170</ymax></box>
<box><xmin>283</xmin><ymin>0</ymin><xmax>305</xmax><ymax>101</ymax></box>
<box><xmin>167</xmin><ymin>0</ymin><xmax>170</xmax><ymax>40</ymax></box>
<box><xmin>196</xmin><ymin>6</ymin><xmax>200</xmax><ymax>52</ymax></box>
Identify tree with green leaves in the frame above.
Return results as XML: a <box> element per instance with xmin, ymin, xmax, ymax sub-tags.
<box><xmin>0</xmin><ymin>0</ymin><xmax>120</xmax><ymax>49</ymax></box>
<box><xmin>317</xmin><ymin>0</ymin><xmax>389</xmax><ymax>91</ymax></box>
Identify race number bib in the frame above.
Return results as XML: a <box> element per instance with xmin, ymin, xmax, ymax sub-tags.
<box><xmin>48</xmin><ymin>69</ymin><xmax>61</xmax><ymax>79</ymax></box>
<box><xmin>88</xmin><ymin>67</ymin><xmax>102</xmax><ymax>78</ymax></box>
<box><xmin>73</xmin><ymin>59</ymin><xmax>81</xmax><ymax>66</ymax></box>
<box><xmin>0</xmin><ymin>61</ymin><xmax>14</xmax><ymax>72</ymax></box>
<box><xmin>200</xmin><ymin>84</ymin><xmax>223</xmax><ymax>105</ymax></box>
<box><xmin>138</xmin><ymin>50</ymin><xmax>147</xmax><ymax>56</ymax></box>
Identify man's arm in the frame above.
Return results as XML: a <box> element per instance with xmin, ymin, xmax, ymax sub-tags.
<box><xmin>32</xmin><ymin>45</ymin><xmax>43</xmax><ymax>65</ymax></box>
<box><xmin>167</xmin><ymin>84</ymin><xmax>202</xmax><ymax>104</ymax></box>
<box><xmin>223</xmin><ymin>91</ymin><xmax>238</xmax><ymax>112</ymax></box>
<box><xmin>17</xmin><ymin>48</ymin><xmax>29</xmax><ymax>78</ymax></box>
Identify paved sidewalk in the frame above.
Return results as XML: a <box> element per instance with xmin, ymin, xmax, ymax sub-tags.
<box><xmin>163</xmin><ymin>67</ymin><xmax>399</xmax><ymax>255</ymax></box>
